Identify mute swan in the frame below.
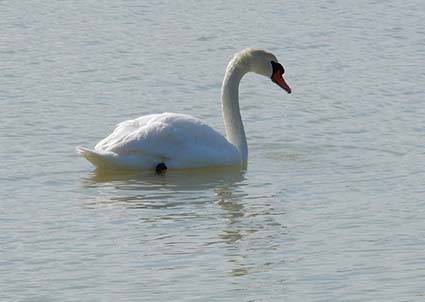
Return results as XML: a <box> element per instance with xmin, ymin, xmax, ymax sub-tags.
<box><xmin>77</xmin><ymin>48</ymin><xmax>291</xmax><ymax>171</ymax></box>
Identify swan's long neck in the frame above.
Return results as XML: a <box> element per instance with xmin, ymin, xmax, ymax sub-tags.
<box><xmin>221</xmin><ymin>56</ymin><xmax>250</xmax><ymax>163</ymax></box>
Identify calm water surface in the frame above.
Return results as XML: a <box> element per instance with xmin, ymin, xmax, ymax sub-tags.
<box><xmin>1</xmin><ymin>0</ymin><xmax>424</xmax><ymax>301</ymax></box>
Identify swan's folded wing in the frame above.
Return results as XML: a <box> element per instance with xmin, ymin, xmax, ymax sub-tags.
<box><xmin>95</xmin><ymin>120</ymin><xmax>180</xmax><ymax>159</ymax></box>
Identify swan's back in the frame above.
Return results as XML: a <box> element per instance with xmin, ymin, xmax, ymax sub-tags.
<box><xmin>78</xmin><ymin>113</ymin><xmax>241</xmax><ymax>170</ymax></box>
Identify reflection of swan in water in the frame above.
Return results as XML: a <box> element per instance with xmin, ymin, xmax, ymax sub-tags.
<box><xmin>82</xmin><ymin>167</ymin><xmax>275</xmax><ymax>278</ymax></box>
<box><xmin>81</xmin><ymin>167</ymin><xmax>246</xmax><ymax>209</ymax></box>
<box><xmin>215</xmin><ymin>186</ymin><xmax>251</xmax><ymax>277</ymax></box>
<box><xmin>83</xmin><ymin>166</ymin><xmax>245</xmax><ymax>191</ymax></box>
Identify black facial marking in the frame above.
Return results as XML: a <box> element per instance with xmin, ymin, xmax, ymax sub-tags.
<box><xmin>271</xmin><ymin>61</ymin><xmax>285</xmax><ymax>78</ymax></box>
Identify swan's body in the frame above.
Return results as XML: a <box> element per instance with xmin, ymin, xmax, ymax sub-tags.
<box><xmin>78</xmin><ymin>113</ymin><xmax>240</xmax><ymax>169</ymax></box>
<box><xmin>78</xmin><ymin>48</ymin><xmax>291</xmax><ymax>170</ymax></box>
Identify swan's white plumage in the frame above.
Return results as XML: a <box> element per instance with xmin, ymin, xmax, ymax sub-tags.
<box><xmin>78</xmin><ymin>48</ymin><xmax>290</xmax><ymax>170</ymax></box>
<box><xmin>78</xmin><ymin>112</ymin><xmax>240</xmax><ymax>170</ymax></box>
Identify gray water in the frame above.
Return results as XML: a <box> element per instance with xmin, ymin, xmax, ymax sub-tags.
<box><xmin>1</xmin><ymin>0</ymin><xmax>424</xmax><ymax>301</ymax></box>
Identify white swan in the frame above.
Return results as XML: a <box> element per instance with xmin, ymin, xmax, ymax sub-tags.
<box><xmin>77</xmin><ymin>48</ymin><xmax>291</xmax><ymax>171</ymax></box>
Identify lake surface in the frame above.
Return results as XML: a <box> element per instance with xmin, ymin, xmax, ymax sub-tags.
<box><xmin>1</xmin><ymin>0</ymin><xmax>424</xmax><ymax>301</ymax></box>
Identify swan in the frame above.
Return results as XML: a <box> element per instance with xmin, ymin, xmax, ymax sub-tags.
<box><xmin>77</xmin><ymin>48</ymin><xmax>291</xmax><ymax>172</ymax></box>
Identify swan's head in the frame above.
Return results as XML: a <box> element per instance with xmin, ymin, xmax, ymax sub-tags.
<box><xmin>242</xmin><ymin>49</ymin><xmax>292</xmax><ymax>94</ymax></box>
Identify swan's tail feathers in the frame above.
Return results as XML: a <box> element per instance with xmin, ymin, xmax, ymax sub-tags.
<box><xmin>76</xmin><ymin>147</ymin><xmax>121</xmax><ymax>169</ymax></box>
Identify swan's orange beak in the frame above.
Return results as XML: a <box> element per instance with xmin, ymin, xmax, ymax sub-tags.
<box><xmin>272</xmin><ymin>70</ymin><xmax>292</xmax><ymax>94</ymax></box>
